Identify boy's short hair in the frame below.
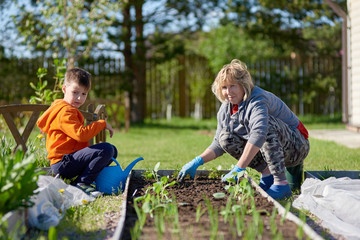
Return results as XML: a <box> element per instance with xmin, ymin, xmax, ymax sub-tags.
<box><xmin>211</xmin><ymin>59</ymin><xmax>254</xmax><ymax>103</ymax></box>
<box><xmin>64</xmin><ymin>68</ymin><xmax>91</xmax><ymax>90</ymax></box>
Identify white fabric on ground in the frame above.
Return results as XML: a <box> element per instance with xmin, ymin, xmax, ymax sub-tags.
<box><xmin>28</xmin><ymin>175</ymin><xmax>95</xmax><ymax>230</ymax></box>
<box><xmin>293</xmin><ymin>177</ymin><xmax>360</xmax><ymax>240</ymax></box>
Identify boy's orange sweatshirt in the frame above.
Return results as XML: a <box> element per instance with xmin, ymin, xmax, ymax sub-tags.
<box><xmin>37</xmin><ymin>99</ymin><xmax>106</xmax><ymax>165</ymax></box>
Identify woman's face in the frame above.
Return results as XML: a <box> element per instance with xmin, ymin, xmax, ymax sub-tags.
<box><xmin>221</xmin><ymin>81</ymin><xmax>245</xmax><ymax>105</ymax></box>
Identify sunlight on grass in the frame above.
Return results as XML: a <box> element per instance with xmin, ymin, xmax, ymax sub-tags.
<box><xmin>305</xmin><ymin>137</ymin><xmax>360</xmax><ymax>171</ymax></box>
<box><xmin>108</xmin><ymin>117</ymin><xmax>237</xmax><ymax>171</ymax></box>
<box><xmin>108</xmin><ymin>116</ymin><xmax>359</xmax><ymax>172</ymax></box>
<box><xmin>54</xmin><ymin>195</ymin><xmax>122</xmax><ymax>239</ymax></box>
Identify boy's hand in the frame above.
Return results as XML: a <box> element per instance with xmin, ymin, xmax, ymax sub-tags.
<box><xmin>105</xmin><ymin>122</ymin><xmax>114</xmax><ymax>138</ymax></box>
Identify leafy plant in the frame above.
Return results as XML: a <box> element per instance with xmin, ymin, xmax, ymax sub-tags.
<box><xmin>208</xmin><ymin>166</ymin><xmax>224</xmax><ymax>179</ymax></box>
<box><xmin>225</xmin><ymin>174</ymin><xmax>253</xmax><ymax>202</ymax></box>
<box><xmin>0</xmin><ymin>150</ymin><xmax>44</xmax><ymax>215</ymax></box>
<box><xmin>150</xmin><ymin>176</ymin><xmax>177</xmax><ymax>202</ymax></box>
<box><xmin>27</xmin><ymin>134</ymin><xmax>49</xmax><ymax>167</ymax></box>
<box><xmin>29</xmin><ymin>59</ymin><xmax>67</xmax><ymax>105</ymax></box>
<box><xmin>142</xmin><ymin>162</ymin><xmax>161</xmax><ymax>181</ymax></box>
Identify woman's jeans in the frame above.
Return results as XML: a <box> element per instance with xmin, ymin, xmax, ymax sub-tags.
<box><xmin>51</xmin><ymin>142</ymin><xmax>118</xmax><ymax>185</ymax></box>
<box><xmin>219</xmin><ymin>116</ymin><xmax>309</xmax><ymax>190</ymax></box>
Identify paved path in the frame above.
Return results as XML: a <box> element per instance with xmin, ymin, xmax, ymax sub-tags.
<box><xmin>309</xmin><ymin>129</ymin><xmax>360</xmax><ymax>149</ymax></box>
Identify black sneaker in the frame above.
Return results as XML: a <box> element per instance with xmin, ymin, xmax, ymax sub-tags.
<box><xmin>76</xmin><ymin>183</ymin><xmax>102</xmax><ymax>198</ymax></box>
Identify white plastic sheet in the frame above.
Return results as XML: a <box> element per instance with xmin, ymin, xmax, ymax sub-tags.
<box><xmin>293</xmin><ymin>177</ymin><xmax>360</xmax><ymax>240</ymax></box>
<box><xmin>28</xmin><ymin>175</ymin><xmax>95</xmax><ymax>230</ymax></box>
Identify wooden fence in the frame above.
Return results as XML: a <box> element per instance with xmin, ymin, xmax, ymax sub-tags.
<box><xmin>0</xmin><ymin>55</ymin><xmax>342</xmax><ymax>120</ymax></box>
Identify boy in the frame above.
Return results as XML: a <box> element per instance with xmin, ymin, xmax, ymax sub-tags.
<box><xmin>37</xmin><ymin>67</ymin><xmax>117</xmax><ymax>197</ymax></box>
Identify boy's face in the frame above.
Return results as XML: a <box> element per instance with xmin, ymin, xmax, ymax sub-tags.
<box><xmin>62</xmin><ymin>81</ymin><xmax>88</xmax><ymax>108</ymax></box>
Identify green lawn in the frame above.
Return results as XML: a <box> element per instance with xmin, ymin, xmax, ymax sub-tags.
<box><xmin>107</xmin><ymin>116</ymin><xmax>360</xmax><ymax>172</ymax></box>
<box><xmin>6</xmin><ymin>115</ymin><xmax>358</xmax><ymax>239</ymax></box>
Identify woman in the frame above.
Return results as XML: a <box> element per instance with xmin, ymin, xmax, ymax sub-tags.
<box><xmin>177</xmin><ymin>59</ymin><xmax>309</xmax><ymax>200</ymax></box>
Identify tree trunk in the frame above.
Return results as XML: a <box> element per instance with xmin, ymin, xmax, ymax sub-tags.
<box><xmin>122</xmin><ymin>1</ymin><xmax>136</xmax><ymax>125</ymax></box>
<box><xmin>131</xmin><ymin>0</ymin><xmax>146</xmax><ymax>123</ymax></box>
<box><xmin>178</xmin><ymin>55</ymin><xmax>187</xmax><ymax>117</ymax></box>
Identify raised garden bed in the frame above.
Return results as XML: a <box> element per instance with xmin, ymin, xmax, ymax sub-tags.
<box><xmin>120</xmin><ymin>170</ymin><xmax>323</xmax><ymax>240</ymax></box>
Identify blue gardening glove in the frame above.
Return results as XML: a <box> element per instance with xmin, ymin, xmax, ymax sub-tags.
<box><xmin>177</xmin><ymin>156</ymin><xmax>204</xmax><ymax>181</ymax></box>
<box><xmin>222</xmin><ymin>165</ymin><xmax>246</xmax><ymax>182</ymax></box>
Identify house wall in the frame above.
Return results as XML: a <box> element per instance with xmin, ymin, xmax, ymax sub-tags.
<box><xmin>349</xmin><ymin>0</ymin><xmax>360</xmax><ymax>128</ymax></box>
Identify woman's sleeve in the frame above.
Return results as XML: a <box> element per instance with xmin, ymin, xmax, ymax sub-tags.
<box><xmin>208</xmin><ymin>106</ymin><xmax>226</xmax><ymax>157</ymax></box>
<box><xmin>247</xmin><ymin>100</ymin><xmax>269</xmax><ymax>148</ymax></box>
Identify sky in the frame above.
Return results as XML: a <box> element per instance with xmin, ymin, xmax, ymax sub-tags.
<box><xmin>0</xmin><ymin>0</ymin><xmax>222</xmax><ymax>59</ymax></box>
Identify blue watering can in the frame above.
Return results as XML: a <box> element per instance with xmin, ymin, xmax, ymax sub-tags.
<box><xmin>95</xmin><ymin>157</ymin><xmax>144</xmax><ymax>194</ymax></box>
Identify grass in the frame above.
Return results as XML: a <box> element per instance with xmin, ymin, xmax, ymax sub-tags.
<box><xmin>3</xmin><ymin>114</ymin><xmax>360</xmax><ymax>238</ymax></box>
<box><xmin>108</xmin><ymin>115</ymin><xmax>359</xmax><ymax>172</ymax></box>
<box><xmin>305</xmin><ymin>138</ymin><xmax>360</xmax><ymax>170</ymax></box>
<box><xmin>107</xmin><ymin>117</ymin><xmax>237</xmax><ymax>171</ymax></box>
<box><xmin>27</xmin><ymin>194</ymin><xmax>123</xmax><ymax>239</ymax></box>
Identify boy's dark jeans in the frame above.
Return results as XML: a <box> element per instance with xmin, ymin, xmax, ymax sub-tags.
<box><xmin>51</xmin><ymin>142</ymin><xmax>118</xmax><ymax>185</ymax></box>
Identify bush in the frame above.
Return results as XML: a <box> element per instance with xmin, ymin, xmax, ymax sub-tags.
<box><xmin>0</xmin><ymin>139</ymin><xmax>44</xmax><ymax>215</ymax></box>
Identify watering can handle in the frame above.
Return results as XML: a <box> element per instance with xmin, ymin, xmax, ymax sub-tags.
<box><xmin>111</xmin><ymin>157</ymin><xmax>120</xmax><ymax>166</ymax></box>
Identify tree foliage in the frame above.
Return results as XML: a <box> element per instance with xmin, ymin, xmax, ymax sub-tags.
<box><xmin>12</xmin><ymin>0</ymin><xmax>119</xmax><ymax>67</ymax></box>
<box><xmin>1</xmin><ymin>0</ymin><xmax>346</xmax><ymax>119</ymax></box>
<box><xmin>220</xmin><ymin>0</ymin><xmax>345</xmax><ymax>57</ymax></box>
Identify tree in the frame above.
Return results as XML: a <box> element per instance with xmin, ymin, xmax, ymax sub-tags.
<box><xmin>13</xmin><ymin>0</ymin><xmax>119</xmax><ymax>68</ymax></box>
<box><xmin>220</xmin><ymin>0</ymin><xmax>345</xmax><ymax>57</ymax></box>
<box><xmin>189</xmin><ymin>23</ymin><xmax>276</xmax><ymax>74</ymax></box>
<box><xmin>107</xmin><ymin>0</ymin><xmax>146</xmax><ymax>123</ymax></box>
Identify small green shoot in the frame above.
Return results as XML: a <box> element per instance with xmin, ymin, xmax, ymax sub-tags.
<box><xmin>196</xmin><ymin>204</ymin><xmax>206</xmax><ymax>223</ymax></box>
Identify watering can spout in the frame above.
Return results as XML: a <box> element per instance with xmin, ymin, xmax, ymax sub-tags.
<box><xmin>123</xmin><ymin>157</ymin><xmax>144</xmax><ymax>176</ymax></box>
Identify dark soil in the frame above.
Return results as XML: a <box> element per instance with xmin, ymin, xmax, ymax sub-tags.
<box><xmin>122</xmin><ymin>176</ymin><xmax>307</xmax><ymax>240</ymax></box>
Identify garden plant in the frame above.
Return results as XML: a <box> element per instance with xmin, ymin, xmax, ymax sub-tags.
<box><xmin>123</xmin><ymin>167</ymin><xmax>309</xmax><ymax>240</ymax></box>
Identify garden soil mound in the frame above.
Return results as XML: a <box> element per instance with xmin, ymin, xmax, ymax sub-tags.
<box><xmin>122</xmin><ymin>176</ymin><xmax>307</xmax><ymax>239</ymax></box>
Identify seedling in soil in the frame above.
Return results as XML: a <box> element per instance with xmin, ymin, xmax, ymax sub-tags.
<box><xmin>270</xmin><ymin>208</ymin><xmax>284</xmax><ymax>240</ymax></box>
<box><xmin>233</xmin><ymin>204</ymin><xmax>246</xmax><ymax>237</ymax></box>
<box><xmin>225</xmin><ymin>176</ymin><xmax>253</xmax><ymax>201</ymax></box>
<box><xmin>142</xmin><ymin>162</ymin><xmax>161</xmax><ymax>181</ymax></box>
<box><xmin>195</xmin><ymin>203</ymin><xmax>206</xmax><ymax>223</ymax></box>
<box><xmin>281</xmin><ymin>201</ymin><xmax>292</xmax><ymax>224</ymax></box>
<box><xmin>208</xmin><ymin>166</ymin><xmax>224</xmax><ymax>179</ymax></box>
<box><xmin>296</xmin><ymin>211</ymin><xmax>307</xmax><ymax>239</ymax></box>
<box><xmin>148</xmin><ymin>175</ymin><xmax>177</xmax><ymax>202</ymax></box>
<box><xmin>154</xmin><ymin>207</ymin><xmax>165</xmax><ymax>239</ymax></box>
<box><xmin>204</xmin><ymin>197</ymin><xmax>219</xmax><ymax>240</ymax></box>
<box><xmin>130</xmin><ymin>174</ymin><xmax>312</xmax><ymax>240</ymax></box>
<box><xmin>220</xmin><ymin>196</ymin><xmax>233</xmax><ymax>223</ymax></box>
<box><xmin>131</xmin><ymin>198</ymin><xmax>147</xmax><ymax>239</ymax></box>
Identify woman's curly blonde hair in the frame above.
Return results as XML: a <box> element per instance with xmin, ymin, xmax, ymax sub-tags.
<box><xmin>211</xmin><ymin>59</ymin><xmax>254</xmax><ymax>103</ymax></box>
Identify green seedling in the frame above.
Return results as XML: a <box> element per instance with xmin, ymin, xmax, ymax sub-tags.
<box><xmin>233</xmin><ymin>204</ymin><xmax>245</xmax><ymax>237</ymax></box>
<box><xmin>204</xmin><ymin>197</ymin><xmax>219</xmax><ymax>240</ymax></box>
<box><xmin>280</xmin><ymin>201</ymin><xmax>292</xmax><ymax>225</ymax></box>
<box><xmin>149</xmin><ymin>175</ymin><xmax>177</xmax><ymax>202</ymax></box>
<box><xmin>142</xmin><ymin>162</ymin><xmax>161</xmax><ymax>181</ymax></box>
<box><xmin>208</xmin><ymin>166</ymin><xmax>224</xmax><ymax>179</ymax></box>
<box><xmin>220</xmin><ymin>197</ymin><xmax>233</xmax><ymax>223</ymax></box>
<box><xmin>169</xmin><ymin>201</ymin><xmax>180</xmax><ymax>235</ymax></box>
<box><xmin>154</xmin><ymin>208</ymin><xmax>165</xmax><ymax>239</ymax></box>
<box><xmin>296</xmin><ymin>211</ymin><xmax>307</xmax><ymax>239</ymax></box>
<box><xmin>196</xmin><ymin>203</ymin><xmax>206</xmax><ymax>223</ymax></box>
<box><xmin>270</xmin><ymin>208</ymin><xmax>284</xmax><ymax>240</ymax></box>
<box><xmin>225</xmin><ymin>177</ymin><xmax>253</xmax><ymax>202</ymax></box>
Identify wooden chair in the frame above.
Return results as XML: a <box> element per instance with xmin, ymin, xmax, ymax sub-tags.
<box><xmin>0</xmin><ymin>103</ymin><xmax>108</xmax><ymax>153</ymax></box>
